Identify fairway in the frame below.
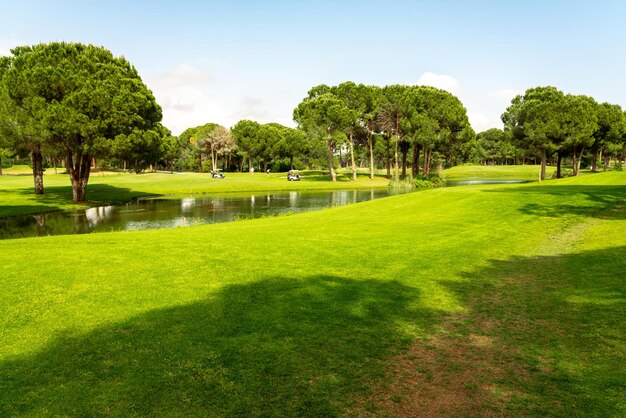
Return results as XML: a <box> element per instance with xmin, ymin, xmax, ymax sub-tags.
<box><xmin>1</xmin><ymin>171</ymin><xmax>625</xmax><ymax>416</ymax></box>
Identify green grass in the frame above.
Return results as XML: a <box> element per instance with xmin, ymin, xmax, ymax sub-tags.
<box><xmin>0</xmin><ymin>168</ymin><xmax>389</xmax><ymax>218</ymax></box>
<box><xmin>1</xmin><ymin>170</ymin><xmax>625</xmax><ymax>416</ymax></box>
<box><xmin>443</xmin><ymin>164</ymin><xmax>557</xmax><ymax>180</ymax></box>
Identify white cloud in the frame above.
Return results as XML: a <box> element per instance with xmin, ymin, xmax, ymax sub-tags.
<box><xmin>489</xmin><ymin>89</ymin><xmax>523</xmax><ymax>101</ymax></box>
<box><xmin>468</xmin><ymin>111</ymin><xmax>501</xmax><ymax>133</ymax></box>
<box><xmin>417</xmin><ymin>72</ymin><xmax>462</xmax><ymax>96</ymax></box>
<box><xmin>146</xmin><ymin>63</ymin><xmax>213</xmax><ymax>89</ymax></box>
<box><xmin>143</xmin><ymin>64</ymin><xmax>222</xmax><ymax>134</ymax></box>
<box><xmin>232</xmin><ymin>96</ymin><xmax>271</xmax><ymax>121</ymax></box>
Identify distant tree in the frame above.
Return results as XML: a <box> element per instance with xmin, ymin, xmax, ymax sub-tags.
<box><xmin>109</xmin><ymin>124</ymin><xmax>170</xmax><ymax>173</ymax></box>
<box><xmin>274</xmin><ymin>126</ymin><xmax>308</xmax><ymax>169</ymax></box>
<box><xmin>1</xmin><ymin>42</ymin><xmax>162</xmax><ymax>201</ymax></box>
<box><xmin>294</xmin><ymin>88</ymin><xmax>350</xmax><ymax>182</ymax></box>
<box><xmin>231</xmin><ymin>119</ymin><xmax>262</xmax><ymax>172</ymax></box>
<box><xmin>196</xmin><ymin>124</ymin><xmax>235</xmax><ymax>171</ymax></box>
<box><xmin>333</xmin><ymin>82</ymin><xmax>368</xmax><ymax>180</ymax></box>
<box><xmin>362</xmin><ymin>85</ymin><xmax>382</xmax><ymax>179</ymax></box>
<box><xmin>475</xmin><ymin>128</ymin><xmax>514</xmax><ymax>165</ymax></box>
<box><xmin>559</xmin><ymin>94</ymin><xmax>598</xmax><ymax>176</ymax></box>
<box><xmin>502</xmin><ymin>86</ymin><xmax>564</xmax><ymax>180</ymax></box>
<box><xmin>0</xmin><ymin>57</ymin><xmax>46</xmax><ymax>191</ymax></box>
<box><xmin>592</xmin><ymin>103</ymin><xmax>626</xmax><ymax>171</ymax></box>
<box><xmin>160</xmin><ymin>134</ymin><xmax>183</xmax><ymax>172</ymax></box>
<box><xmin>0</xmin><ymin>85</ymin><xmax>16</xmax><ymax>175</ymax></box>
<box><xmin>401</xmin><ymin>86</ymin><xmax>472</xmax><ymax>175</ymax></box>
<box><xmin>377</xmin><ymin>85</ymin><xmax>408</xmax><ymax>180</ymax></box>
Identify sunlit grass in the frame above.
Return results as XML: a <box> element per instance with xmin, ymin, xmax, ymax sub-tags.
<box><xmin>0</xmin><ymin>170</ymin><xmax>624</xmax><ymax>415</ymax></box>
<box><xmin>443</xmin><ymin>164</ymin><xmax>557</xmax><ymax>180</ymax></box>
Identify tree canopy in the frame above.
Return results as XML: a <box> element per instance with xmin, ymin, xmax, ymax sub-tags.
<box><xmin>1</xmin><ymin>42</ymin><xmax>163</xmax><ymax>201</ymax></box>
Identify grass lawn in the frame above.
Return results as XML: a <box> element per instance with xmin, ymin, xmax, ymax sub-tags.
<box><xmin>0</xmin><ymin>169</ymin><xmax>625</xmax><ymax>416</ymax></box>
<box><xmin>0</xmin><ymin>166</ymin><xmax>389</xmax><ymax>218</ymax></box>
<box><xmin>443</xmin><ymin>164</ymin><xmax>558</xmax><ymax>180</ymax></box>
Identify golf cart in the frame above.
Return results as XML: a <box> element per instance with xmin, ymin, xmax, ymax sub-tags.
<box><xmin>211</xmin><ymin>169</ymin><xmax>225</xmax><ymax>179</ymax></box>
<box><xmin>287</xmin><ymin>170</ymin><xmax>301</xmax><ymax>181</ymax></box>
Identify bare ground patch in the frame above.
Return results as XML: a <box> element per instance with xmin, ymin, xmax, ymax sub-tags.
<box><xmin>349</xmin><ymin>277</ymin><xmax>550</xmax><ymax>417</ymax></box>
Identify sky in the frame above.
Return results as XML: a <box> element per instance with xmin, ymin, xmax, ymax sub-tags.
<box><xmin>1</xmin><ymin>0</ymin><xmax>626</xmax><ymax>135</ymax></box>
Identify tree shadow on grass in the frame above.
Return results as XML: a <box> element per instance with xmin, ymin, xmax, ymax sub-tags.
<box><xmin>431</xmin><ymin>246</ymin><xmax>626</xmax><ymax>416</ymax></box>
<box><xmin>484</xmin><ymin>184</ymin><xmax>626</xmax><ymax>218</ymax></box>
<box><xmin>0</xmin><ymin>185</ymin><xmax>160</xmax><ymax>220</ymax></box>
<box><xmin>0</xmin><ymin>275</ymin><xmax>437</xmax><ymax>416</ymax></box>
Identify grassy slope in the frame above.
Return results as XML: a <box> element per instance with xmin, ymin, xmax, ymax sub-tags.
<box><xmin>0</xmin><ymin>168</ymin><xmax>389</xmax><ymax>218</ymax></box>
<box><xmin>443</xmin><ymin>164</ymin><xmax>557</xmax><ymax>180</ymax></box>
<box><xmin>1</xmin><ymin>171</ymin><xmax>625</xmax><ymax>416</ymax></box>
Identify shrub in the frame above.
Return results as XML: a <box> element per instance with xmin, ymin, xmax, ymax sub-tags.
<box><xmin>413</xmin><ymin>174</ymin><xmax>446</xmax><ymax>189</ymax></box>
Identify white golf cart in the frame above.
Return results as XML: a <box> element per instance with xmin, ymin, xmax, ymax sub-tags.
<box><xmin>287</xmin><ymin>170</ymin><xmax>301</xmax><ymax>181</ymax></box>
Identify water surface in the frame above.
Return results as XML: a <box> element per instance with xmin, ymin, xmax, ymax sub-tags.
<box><xmin>0</xmin><ymin>189</ymin><xmax>408</xmax><ymax>239</ymax></box>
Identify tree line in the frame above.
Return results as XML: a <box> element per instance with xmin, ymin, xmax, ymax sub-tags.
<box><xmin>2</xmin><ymin>43</ymin><xmax>626</xmax><ymax>201</ymax></box>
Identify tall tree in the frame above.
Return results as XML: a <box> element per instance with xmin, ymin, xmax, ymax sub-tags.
<box><xmin>294</xmin><ymin>88</ymin><xmax>350</xmax><ymax>182</ymax></box>
<box><xmin>231</xmin><ymin>119</ymin><xmax>261</xmax><ymax>172</ymax></box>
<box><xmin>559</xmin><ymin>94</ymin><xmax>598</xmax><ymax>176</ymax></box>
<box><xmin>502</xmin><ymin>86</ymin><xmax>564</xmax><ymax>180</ymax></box>
<box><xmin>2</xmin><ymin>42</ymin><xmax>162</xmax><ymax>201</ymax></box>
<box><xmin>333</xmin><ymin>82</ymin><xmax>367</xmax><ymax>180</ymax></box>
<box><xmin>592</xmin><ymin>103</ymin><xmax>626</xmax><ymax>171</ymax></box>
<box><xmin>196</xmin><ymin>124</ymin><xmax>235</xmax><ymax>171</ymax></box>
<box><xmin>378</xmin><ymin>85</ymin><xmax>408</xmax><ymax>180</ymax></box>
<box><xmin>275</xmin><ymin>126</ymin><xmax>308</xmax><ymax>169</ymax></box>
<box><xmin>402</xmin><ymin>86</ymin><xmax>472</xmax><ymax>175</ymax></box>
<box><xmin>0</xmin><ymin>56</ymin><xmax>46</xmax><ymax>192</ymax></box>
<box><xmin>363</xmin><ymin>85</ymin><xmax>382</xmax><ymax>179</ymax></box>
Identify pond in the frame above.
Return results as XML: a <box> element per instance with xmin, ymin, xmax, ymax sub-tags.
<box><xmin>0</xmin><ymin>188</ymin><xmax>410</xmax><ymax>240</ymax></box>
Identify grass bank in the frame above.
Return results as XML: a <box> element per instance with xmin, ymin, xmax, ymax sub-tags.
<box><xmin>0</xmin><ymin>167</ymin><xmax>389</xmax><ymax>218</ymax></box>
<box><xmin>443</xmin><ymin>164</ymin><xmax>557</xmax><ymax>180</ymax></box>
<box><xmin>1</xmin><ymin>171</ymin><xmax>624</xmax><ymax>416</ymax></box>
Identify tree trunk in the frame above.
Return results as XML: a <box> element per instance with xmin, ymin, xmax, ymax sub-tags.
<box><xmin>65</xmin><ymin>150</ymin><xmax>92</xmax><ymax>202</ymax></box>
<box><xmin>368</xmin><ymin>130</ymin><xmax>375</xmax><ymax>180</ymax></box>
<box><xmin>385</xmin><ymin>135</ymin><xmax>391</xmax><ymax>179</ymax></box>
<box><xmin>591</xmin><ymin>150</ymin><xmax>598</xmax><ymax>172</ymax></box>
<box><xmin>326</xmin><ymin>140</ymin><xmax>337</xmax><ymax>182</ymax></box>
<box><xmin>210</xmin><ymin>146</ymin><xmax>217</xmax><ymax>171</ymax></box>
<box><xmin>400</xmin><ymin>142</ymin><xmax>408</xmax><ymax>178</ymax></box>
<box><xmin>394</xmin><ymin>117</ymin><xmax>400</xmax><ymax>180</ymax></box>
<box><xmin>198</xmin><ymin>154</ymin><xmax>203</xmax><ymax>173</ymax></box>
<box><xmin>556</xmin><ymin>151</ymin><xmax>562</xmax><ymax>178</ymax></box>
<box><xmin>412</xmin><ymin>143</ymin><xmax>420</xmax><ymax>177</ymax></box>
<box><xmin>32</xmin><ymin>145</ymin><xmax>44</xmax><ymax>195</ymax></box>
<box><xmin>573</xmin><ymin>147</ymin><xmax>584</xmax><ymax>176</ymax></box>
<box><xmin>423</xmin><ymin>148</ymin><xmax>431</xmax><ymax>176</ymax></box>
<box><xmin>349</xmin><ymin>132</ymin><xmax>357</xmax><ymax>181</ymax></box>
<box><xmin>603</xmin><ymin>153</ymin><xmax>609</xmax><ymax>171</ymax></box>
<box><xmin>540</xmin><ymin>149</ymin><xmax>547</xmax><ymax>181</ymax></box>
<box><xmin>290</xmin><ymin>155</ymin><xmax>294</xmax><ymax>170</ymax></box>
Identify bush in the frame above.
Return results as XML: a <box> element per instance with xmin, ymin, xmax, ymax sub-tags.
<box><xmin>412</xmin><ymin>174</ymin><xmax>446</xmax><ymax>189</ymax></box>
<box><xmin>614</xmin><ymin>163</ymin><xmax>623</xmax><ymax>171</ymax></box>
<box><xmin>271</xmin><ymin>159</ymin><xmax>291</xmax><ymax>173</ymax></box>
<box><xmin>552</xmin><ymin>169</ymin><xmax>573</xmax><ymax>178</ymax></box>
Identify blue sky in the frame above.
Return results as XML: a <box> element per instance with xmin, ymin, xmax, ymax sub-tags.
<box><xmin>2</xmin><ymin>0</ymin><xmax>625</xmax><ymax>135</ymax></box>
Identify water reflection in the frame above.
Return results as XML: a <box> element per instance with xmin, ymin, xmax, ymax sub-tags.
<box><xmin>0</xmin><ymin>188</ymin><xmax>408</xmax><ymax>239</ymax></box>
